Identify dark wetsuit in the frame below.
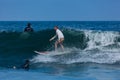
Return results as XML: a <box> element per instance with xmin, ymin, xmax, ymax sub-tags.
<box><xmin>22</xmin><ymin>60</ymin><xmax>30</xmax><ymax>71</ymax></box>
<box><xmin>24</xmin><ymin>27</ymin><xmax>34</xmax><ymax>32</ymax></box>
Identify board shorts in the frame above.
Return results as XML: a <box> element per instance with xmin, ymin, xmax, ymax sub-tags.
<box><xmin>57</xmin><ymin>38</ymin><xmax>64</xmax><ymax>43</ymax></box>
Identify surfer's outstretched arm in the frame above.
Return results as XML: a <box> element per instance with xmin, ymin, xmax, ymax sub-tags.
<box><xmin>49</xmin><ymin>35</ymin><xmax>57</xmax><ymax>41</ymax></box>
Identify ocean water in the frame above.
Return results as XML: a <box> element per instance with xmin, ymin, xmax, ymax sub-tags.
<box><xmin>0</xmin><ymin>21</ymin><xmax>120</xmax><ymax>80</ymax></box>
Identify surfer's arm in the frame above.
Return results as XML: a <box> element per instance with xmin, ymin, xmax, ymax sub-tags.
<box><xmin>49</xmin><ymin>35</ymin><xmax>57</xmax><ymax>41</ymax></box>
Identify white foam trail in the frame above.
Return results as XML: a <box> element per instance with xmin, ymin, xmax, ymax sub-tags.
<box><xmin>31</xmin><ymin>48</ymin><xmax>74</xmax><ymax>63</ymax></box>
<box><xmin>66</xmin><ymin>50</ymin><xmax>120</xmax><ymax>64</ymax></box>
<box><xmin>31</xmin><ymin>47</ymin><xmax>120</xmax><ymax>64</ymax></box>
<box><xmin>31</xmin><ymin>55</ymin><xmax>55</xmax><ymax>63</ymax></box>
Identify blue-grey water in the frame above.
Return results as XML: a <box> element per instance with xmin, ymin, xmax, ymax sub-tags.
<box><xmin>0</xmin><ymin>21</ymin><xmax>120</xmax><ymax>80</ymax></box>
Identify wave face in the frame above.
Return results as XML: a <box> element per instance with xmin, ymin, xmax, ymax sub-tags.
<box><xmin>0</xmin><ymin>28</ymin><xmax>120</xmax><ymax>68</ymax></box>
<box><xmin>31</xmin><ymin>29</ymin><xmax>120</xmax><ymax>66</ymax></box>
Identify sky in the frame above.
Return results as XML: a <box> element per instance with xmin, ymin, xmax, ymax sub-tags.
<box><xmin>0</xmin><ymin>0</ymin><xmax>120</xmax><ymax>21</ymax></box>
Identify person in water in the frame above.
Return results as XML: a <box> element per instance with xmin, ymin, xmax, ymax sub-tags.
<box><xmin>22</xmin><ymin>59</ymin><xmax>30</xmax><ymax>71</ymax></box>
<box><xmin>13</xmin><ymin>59</ymin><xmax>30</xmax><ymax>71</ymax></box>
<box><xmin>24</xmin><ymin>23</ymin><xmax>34</xmax><ymax>32</ymax></box>
<box><xmin>49</xmin><ymin>26</ymin><xmax>64</xmax><ymax>51</ymax></box>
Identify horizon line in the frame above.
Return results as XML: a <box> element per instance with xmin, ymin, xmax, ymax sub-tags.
<box><xmin>0</xmin><ymin>20</ymin><xmax>120</xmax><ymax>22</ymax></box>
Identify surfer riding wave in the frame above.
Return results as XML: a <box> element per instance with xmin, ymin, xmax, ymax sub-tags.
<box><xmin>49</xmin><ymin>26</ymin><xmax>64</xmax><ymax>51</ymax></box>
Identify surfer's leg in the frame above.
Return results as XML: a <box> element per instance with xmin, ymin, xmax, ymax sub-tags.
<box><xmin>60</xmin><ymin>43</ymin><xmax>64</xmax><ymax>51</ymax></box>
<box><xmin>59</xmin><ymin>38</ymin><xmax>64</xmax><ymax>51</ymax></box>
<box><xmin>55</xmin><ymin>41</ymin><xmax>58</xmax><ymax>51</ymax></box>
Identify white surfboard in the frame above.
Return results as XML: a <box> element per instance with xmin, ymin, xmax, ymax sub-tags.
<box><xmin>34</xmin><ymin>51</ymin><xmax>48</xmax><ymax>55</ymax></box>
<box><xmin>34</xmin><ymin>50</ymin><xmax>70</xmax><ymax>56</ymax></box>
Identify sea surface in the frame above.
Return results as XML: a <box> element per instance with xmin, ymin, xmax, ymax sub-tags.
<box><xmin>0</xmin><ymin>21</ymin><xmax>120</xmax><ymax>80</ymax></box>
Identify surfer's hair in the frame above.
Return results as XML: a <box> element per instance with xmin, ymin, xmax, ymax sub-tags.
<box><xmin>54</xmin><ymin>26</ymin><xmax>58</xmax><ymax>29</ymax></box>
<box><xmin>27</xmin><ymin>23</ymin><xmax>31</xmax><ymax>27</ymax></box>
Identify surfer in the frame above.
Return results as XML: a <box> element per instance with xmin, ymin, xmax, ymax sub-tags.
<box><xmin>24</xmin><ymin>23</ymin><xmax>34</xmax><ymax>32</ymax></box>
<box><xmin>49</xmin><ymin>26</ymin><xmax>64</xmax><ymax>51</ymax></box>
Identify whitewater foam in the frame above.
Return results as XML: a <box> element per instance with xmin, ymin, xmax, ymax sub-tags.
<box><xmin>84</xmin><ymin>30</ymin><xmax>120</xmax><ymax>50</ymax></box>
<box><xmin>31</xmin><ymin>55</ymin><xmax>55</xmax><ymax>63</ymax></box>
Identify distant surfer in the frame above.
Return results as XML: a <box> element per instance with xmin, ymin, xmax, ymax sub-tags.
<box><xmin>49</xmin><ymin>26</ymin><xmax>64</xmax><ymax>51</ymax></box>
<box><xmin>24</xmin><ymin>23</ymin><xmax>34</xmax><ymax>32</ymax></box>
